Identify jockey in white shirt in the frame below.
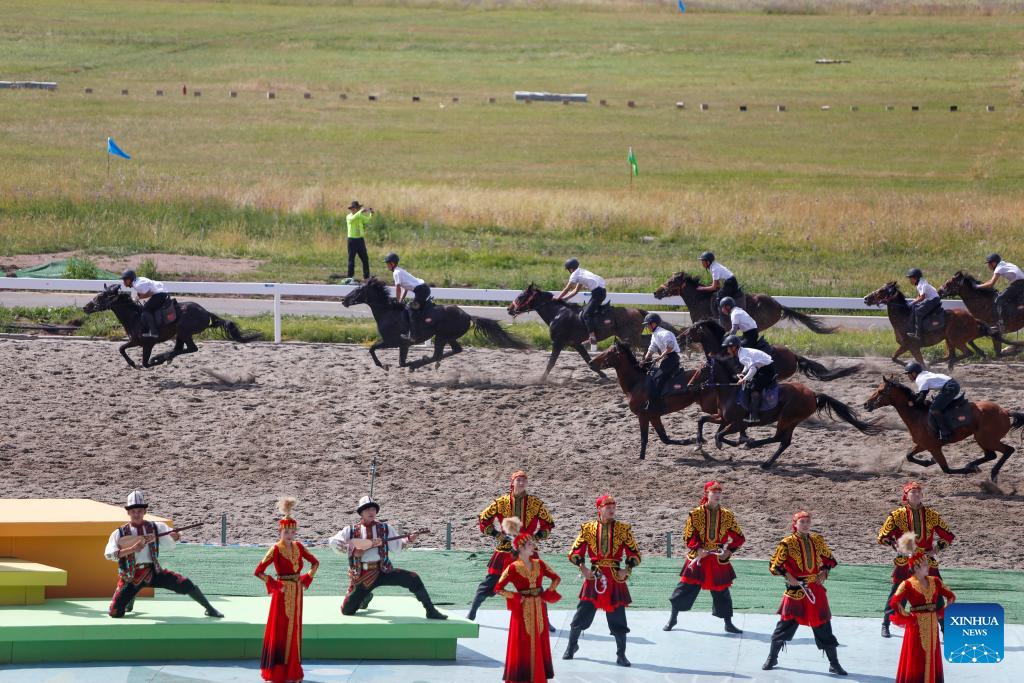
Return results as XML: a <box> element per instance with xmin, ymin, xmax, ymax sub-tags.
<box><xmin>905</xmin><ymin>268</ymin><xmax>941</xmax><ymax>340</ymax></box>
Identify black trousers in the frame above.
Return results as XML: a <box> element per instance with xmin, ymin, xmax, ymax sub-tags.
<box><xmin>570</xmin><ymin>599</ymin><xmax>629</xmax><ymax>636</ymax></box>
<box><xmin>743</xmin><ymin>363</ymin><xmax>777</xmax><ymax>405</ymax></box>
<box><xmin>911</xmin><ymin>297</ymin><xmax>942</xmax><ymax>333</ymax></box>
<box><xmin>740</xmin><ymin>329</ymin><xmax>760</xmax><ymax>347</ymax></box>
<box><xmin>347</xmin><ymin>237</ymin><xmax>370</xmax><ymax>279</ymax></box>
<box><xmin>770</xmin><ymin>617</ymin><xmax>839</xmax><ymax>651</ymax></box>
<box><xmin>472</xmin><ymin>572</ymin><xmax>499</xmax><ymax>607</ymax></box>
<box><xmin>341</xmin><ymin>568</ymin><xmax>426</xmax><ymax>615</ymax></box>
<box><xmin>930</xmin><ymin>379</ymin><xmax>961</xmax><ymax>434</ymax></box>
<box><xmin>142</xmin><ymin>292</ymin><xmax>169</xmax><ymax>313</ymax></box>
<box><xmin>650</xmin><ymin>351</ymin><xmax>680</xmax><ymax>399</ymax></box>
<box><xmin>582</xmin><ymin>287</ymin><xmax>606</xmax><ymax>334</ymax></box>
<box><xmin>406</xmin><ymin>284</ymin><xmax>433</xmax><ymax>338</ymax></box>
<box><xmin>109</xmin><ymin>568</ymin><xmax>195</xmax><ymax>617</ymax></box>
<box><xmin>995</xmin><ymin>280</ymin><xmax>1024</xmax><ymax>326</ymax></box>
<box><xmin>669</xmin><ymin>582</ymin><xmax>734</xmax><ymax>619</ymax></box>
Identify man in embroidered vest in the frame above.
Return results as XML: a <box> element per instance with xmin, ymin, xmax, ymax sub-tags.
<box><xmin>467</xmin><ymin>470</ymin><xmax>555</xmax><ymax>621</ymax></box>
<box><xmin>762</xmin><ymin>510</ymin><xmax>846</xmax><ymax>676</ymax></box>
<box><xmin>877</xmin><ymin>481</ymin><xmax>955</xmax><ymax>638</ymax></box>
<box><xmin>563</xmin><ymin>494</ymin><xmax>641</xmax><ymax>667</ymax></box>
<box><xmin>328</xmin><ymin>496</ymin><xmax>447</xmax><ymax>619</ymax></box>
<box><xmin>664</xmin><ymin>481</ymin><xmax>745</xmax><ymax>634</ymax></box>
<box><xmin>104</xmin><ymin>490</ymin><xmax>223</xmax><ymax>618</ymax></box>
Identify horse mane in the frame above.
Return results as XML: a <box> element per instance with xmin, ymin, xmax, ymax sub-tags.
<box><xmin>363</xmin><ymin>277</ymin><xmax>404</xmax><ymax>309</ymax></box>
<box><xmin>693</xmin><ymin>318</ymin><xmax>725</xmax><ymax>337</ymax></box>
<box><xmin>674</xmin><ymin>271</ymin><xmax>702</xmax><ymax>287</ymax></box>
<box><xmin>883</xmin><ymin>374</ymin><xmax>914</xmax><ymax>398</ymax></box>
<box><xmin>614</xmin><ymin>340</ymin><xmax>642</xmax><ymax>370</ymax></box>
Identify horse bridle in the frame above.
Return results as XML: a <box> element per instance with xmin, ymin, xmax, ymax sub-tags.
<box><xmin>510</xmin><ymin>289</ymin><xmax>539</xmax><ymax>315</ymax></box>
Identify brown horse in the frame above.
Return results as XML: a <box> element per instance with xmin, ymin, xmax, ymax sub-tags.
<box><xmin>939</xmin><ymin>271</ymin><xmax>1023</xmax><ymax>358</ymax></box>
<box><xmin>863</xmin><ymin>376</ymin><xmax>1022</xmax><ymax>482</ymax></box>
<box><xmin>653</xmin><ymin>271</ymin><xmax>835</xmax><ymax>334</ymax></box>
<box><xmin>862</xmin><ymin>281</ymin><xmax>1017</xmax><ymax>369</ymax></box>
<box><xmin>679</xmin><ymin>319</ymin><xmax>861</xmax><ymax>382</ymax></box>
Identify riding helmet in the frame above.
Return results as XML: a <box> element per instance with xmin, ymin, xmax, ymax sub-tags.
<box><xmin>719</xmin><ymin>296</ymin><xmax>736</xmax><ymax>310</ymax></box>
<box><xmin>987</xmin><ymin>253</ymin><xmax>1002</xmax><ymax>264</ymax></box>
<box><xmin>904</xmin><ymin>361</ymin><xmax>924</xmax><ymax>375</ymax></box>
<box><xmin>383</xmin><ymin>252</ymin><xmax>399</xmax><ymax>264</ymax></box>
<box><xmin>721</xmin><ymin>335</ymin><xmax>741</xmax><ymax>349</ymax></box>
<box><xmin>906</xmin><ymin>267</ymin><xmax>923</xmax><ymax>279</ymax></box>
<box><xmin>699</xmin><ymin>251</ymin><xmax>715</xmax><ymax>263</ymax></box>
<box><xmin>120</xmin><ymin>269</ymin><xmax>136</xmax><ymax>282</ymax></box>
<box><xmin>643</xmin><ymin>312</ymin><xmax>662</xmax><ymax>326</ymax></box>
<box><xmin>564</xmin><ymin>257</ymin><xmax>580</xmax><ymax>270</ymax></box>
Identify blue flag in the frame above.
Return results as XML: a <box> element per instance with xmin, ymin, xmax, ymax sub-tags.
<box><xmin>107</xmin><ymin>137</ymin><xmax>131</xmax><ymax>160</ymax></box>
<box><xmin>678</xmin><ymin>0</ymin><xmax>686</xmax><ymax>11</ymax></box>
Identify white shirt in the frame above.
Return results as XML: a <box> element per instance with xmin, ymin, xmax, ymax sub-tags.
<box><xmin>392</xmin><ymin>267</ymin><xmax>424</xmax><ymax>292</ymax></box>
<box><xmin>709</xmin><ymin>262</ymin><xmax>734</xmax><ymax>282</ymax></box>
<box><xmin>568</xmin><ymin>268</ymin><xmax>605</xmax><ymax>291</ymax></box>
<box><xmin>914</xmin><ymin>371</ymin><xmax>951</xmax><ymax>392</ymax></box>
<box><xmin>104</xmin><ymin>521</ymin><xmax>175</xmax><ymax>563</ymax></box>
<box><xmin>329</xmin><ymin>522</ymin><xmax>406</xmax><ymax>564</ymax></box>
<box><xmin>131</xmin><ymin>277</ymin><xmax>166</xmax><ymax>296</ymax></box>
<box><xmin>736</xmin><ymin>347</ymin><xmax>773</xmax><ymax>381</ymax></box>
<box><xmin>916</xmin><ymin>279</ymin><xmax>939</xmax><ymax>301</ymax></box>
<box><xmin>729</xmin><ymin>307</ymin><xmax>758</xmax><ymax>333</ymax></box>
<box><xmin>649</xmin><ymin>326</ymin><xmax>680</xmax><ymax>356</ymax></box>
<box><xmin>994</xmin><ymin>261</ymin><xmax>1024</xmax><ymax>283</ymax></box>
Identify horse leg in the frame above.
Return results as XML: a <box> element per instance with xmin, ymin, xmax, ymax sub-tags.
<box><xmin>968</xmin><ymin>339</ymin><xmax>987</xmax><ymax>359</ymax></box>
<box><xmin>962</xmin><ymin>449</ymin><xmax>997</xmax><ymax>474</ymax></box>
<box><xmin>573</xmin><ymin>343</ymin><xmax>607</xmax><ymax>380</ymax></box>
<box><xmin>924</xmin><ymin>446</ymin><xmax>975</xmax><ymax>475</ymax></box>
<box><xmin>714</xmin><ymin>421</ymin><xmax>743</xmax><ymax>450</ymax></box>
<box><xmin>991</xmin><ymin>443</ymin><xmax>1015</xmax><ymax>482</ymax></box>
<box><xmin>118</xmin><ymin>341</ymin><xmax>139</xmax><ymax>369</ymax></box>
<box><xmin>183</xmin><ymin>337</ymin><xmax>199</xmax><ymax>353</ymax></box>
<box><xmin>890</xmin><ymin>342</ymin><xmax>910</xmax><ymax>365</ymax></box>
<box><xmin>651</xmin><ymin>415</ymin><xmax>696</xmax><ymax>447</ymax></box>
<box><xmin>541</xmin><ymin>344</ymin><xmax>564</xmax><ymax>383</ymax></box>
<box><xmin>368</xmin><ymin>341</ymin><xmax>388</xmax><ymax>370</ymax></box>
<box><xmin>639</xmin><ymin>415</ymin><xmax>650</xmax><ymax>460</ymax></box>
<box><xmin>906</xmin><ymin>444</ymin><xmax>935</xmax><ymax>467</ymax></box>
<box><xmin>759</xmin><ymin>428</ymin><xmax>795</xmax><ymax>470</ymax></box>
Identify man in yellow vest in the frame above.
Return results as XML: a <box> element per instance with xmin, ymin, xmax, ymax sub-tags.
<box><xmin>345</xmin><ymin>200</ymin><xmax>374</xmax><ymax>280</ymax></box>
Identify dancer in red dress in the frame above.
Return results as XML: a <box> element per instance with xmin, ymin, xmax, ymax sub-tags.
<box><xmin>494</xmin><ymin>517</ymin><xmax>562</xmax><ymax>683</ymax></box>
<box><xmin>762</xmin><ymin>510</ymin><xmax>847</xmax><ymax>676</ymax></box>
<box><xmin>664</xmin><ymin>481</ymin><xmax>745</xmax><ymax>634</ymax></box>
<box><xmin>889</xmin><ymin>533</ymin><xmax>957</xmax><ymax>683</ymax></box>
<box><xmin>254</xmin><ymin>498</ymin><xmax>319</xmax><ymax>683</ymax></box>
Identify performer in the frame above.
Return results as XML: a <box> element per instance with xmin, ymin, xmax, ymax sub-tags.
<box><xmin>556</xmin><ymin>257</ymin><xmax>607</xmax><ymax>344</ymax></box>
<box><xmin>104</xmin><ymin>490</ymin><xmax>223</xmax><ymax>619</ymax></box>
<box><xmin>564</xmin><ymin>495</ymin><xmax>641</xmax><ymax>667</ymax></box>
<box><xmin>762</xmin><ymin>511</ymin><xmax>847</xmax><ymax>676</ymax></box>
<box><xmin>664</xmin><ymin>481</ymin><xmax>744</xmax><ymax>634</ymax></box>
<box><xmin>468</xmin><ymin>470</ymin><xmax>555</xmax><ymax>621</ymax></box>
<box><xmin>254</xmin><ymin>497</ymin><xmax>319</xmax><ymax>683</ymax></box>
<box><xmin>494</xmin><ymin>517</ymin><xmax>562</xmax><ymax>683</ymax></box>
<box><xmin>329</xmin><ymin>496</ymin><xmax>447</xmax><ymax>619</ymax></box>
<box><xmin>889</xmin><ymin>533</ymin><xmax>957</xmax><ymax>683</ymax></box>
<box><xmin>877</xmin><ymin>481</ymin><xmax>955</xmax><ymax>638</ymax></box>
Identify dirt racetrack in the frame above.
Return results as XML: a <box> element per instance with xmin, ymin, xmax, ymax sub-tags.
<box><xmin>2</xmin><ymin>336</ymin><xmax>1022</xmax><ymax>571</ymax></box>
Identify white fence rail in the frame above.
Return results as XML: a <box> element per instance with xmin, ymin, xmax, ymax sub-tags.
<box><xmin>0</xmin><ymin>277</ymin><xmax>967</xmax><ymax>343</ymax></box>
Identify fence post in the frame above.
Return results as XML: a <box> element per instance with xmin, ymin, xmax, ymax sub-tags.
<box><xmin>665</xmin><ymin>532</ymin><xmax>672</xmax><ymax>558</ymax></box>
<box><xmin>220</xmin><ymin>513</ymin><xmax>227</xmax><ymax>545</ymax></box>
<box><xmin>273</xmin><ymin>292</ymin><xmax>282</xmax><ymax>343</ymax></box>
<box><xmin>445</xmin><ymin>522</ymin><xmax>452</xmax><ymax>550</ymax></box>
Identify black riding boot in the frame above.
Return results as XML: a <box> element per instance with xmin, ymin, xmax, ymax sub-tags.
<box><xmin>762</xmin><ymin>640</ymin><xmax>784</xmax><ymax>670</ymax></box>
<box><xmin>881</xmin><ymin>613</ymin><xmax>891</xmax><ymax>638</ymax></box>
<box><xmin>825</xmin><ymin>645</ymin><xmax>848</xmax><ymax>676</ymax></box>
<box><xmin>745</xmin><ymin>392</ymin><xmax>762</xmax><ymax>424</ymax></box>
<box><xmin>141</xmin><ymin>311</ymin><xmax>159</xmax><ymax>339</ymax></box>
<box><xmin>467</xmin><ymin>589</ymin><xmax>488</xmax><ymax>621</ymax></box>
<box><xmin>187</xmin><ymin>587</ymin><xmax>224</xmax><ymax>618</ymax></box>
<box><xmin>614</xmin><ymin>633</ymin><xmax>631</xmax><ymax>667</ymax></box>
<box><xmin>562</xmin><ymin>628</ymin><xmax>581</xmax><ymax>660</ymax></box>
<box><xmin>414</xmin><ymin>588</ymin><xmax>447</xmax><ymax>620</ymax></box>
<box><xmin>663</xmin><ymin>607</ymin><xmax>679</xmax><ymax>631</ymax></box>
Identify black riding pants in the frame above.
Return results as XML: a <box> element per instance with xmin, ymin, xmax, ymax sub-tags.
<box><xmin>929</xmin><ymin>379</ymin><xmax>961</xmax><ymax>433</ymax></box>
<box><xmin>669</xmin><ymin>582</ymin><xmax>734</xmax><ymax>619</ymax></box>
<box><xmin>911</xmin><ymin>297</ymin><xmax>942</xmax><ymax>331</ymax></box>
<box><xmin>347</xmin><ymin>237</ymin><xmax>370</xmax><ymax>279</ymax></box>
<box><xmin>740</xmin><ymin>329</ymin><xmax>760</xmax><ymax>348</ymax></box>
<box><xmin>142</xmin><ymin>292</ymin><xmax>169</xmax><ymax>313</ymax></box>
<box><xmin>743</xmin><ymin>364</ymin><xmax>777</xmax><ymax>405</ymax></box>
<box><xmin>406</xmin><ymin>284</ymin><xmax>433</xmax><ymax>336</ymax></box>
<box><xmin>341</xmin><ymin>568</ymin><xmax>427</xmax><ymax>615</ymax></box>
<box><xmin>770</xmin><ymin>617</ymin><xmax>839</xmax><ymax>651</ymax></box>
<box><xmin>570</xmin><ymin>599</ymin><xmax>629</xmax><ymax>636</ymax></box>
<box><xmin>582</xmin><ymin>287</ymin><xmax>606</xmax><ymax>334</ymax></box>
<box><xmin>652</xmin><ymin>351</ymin><xmax>681</xmax><ymax>397</ymax></box>
<box><xmin>995</xmin><ymin>280</ymin><xmax>1024</xmax><ymax>325</ymax></box>
<box><xmin>714</xmin><ymin>277</ymin><xmax>740</xmax><ymax>322</ymax></box>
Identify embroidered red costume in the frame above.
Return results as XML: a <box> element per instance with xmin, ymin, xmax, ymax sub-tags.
<box><xmin>890</xmin><ymin>574</ymin><xmax>956</xmax><ymax>683</ymax></box>
<box><xmin>495</xmin><ymin>558</ymin><xmax>561</xmax><ymax>683</ymax></box>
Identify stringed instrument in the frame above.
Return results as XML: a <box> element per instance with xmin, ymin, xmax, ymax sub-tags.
<box><xmin>117</xmin><ymin>521</ymin><xmax>206</xmax><ymax>548</ymax></box>
<box><xmin>347</xmin><ymin>529</ymin><xmax>430</xmax><ymax>551</ymax></box>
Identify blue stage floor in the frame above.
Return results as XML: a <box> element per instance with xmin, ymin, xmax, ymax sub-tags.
<box><xmin>2</xmin><ymin>609</ymin><xmax>1020</xmax><ymax>682</ymax></box>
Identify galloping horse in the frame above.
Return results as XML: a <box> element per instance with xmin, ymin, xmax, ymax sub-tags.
<box><xmin>679</xmin><ymin>319</ymin><xmax>861</xmax><ymax>382</ymax></box>
<box><xmin>698</xmin><ymin>356</ymin><xmax>882</xmax><ymax>469</ymax></box>
<box><xmin>653</xmin><ymin>271</ymin><xmax>835</xmax><ymax>334</ymax></box>
<box><xmin>862</xmin><ymin>281</ymin><xmax>1016</xmax><ymax>369</ymax></box>
<box><xmin>508</xmin><ymin>283</ymin><xmax>650</xmax><ymax>382</ymax></box>
<box><xmin>343</xmin><ymin>277</ymin><xmax>527</xmax><ymax>371</ymax></box>
<box><xmin>939</xmin><ymin>271</ymin><xmax>1023</xmax><ymax>358</ymax></box>
<box><xmin>864</xmin><ymin>375</ymin><xmax>1022</xmax><ymax>483</ymax></box>
<box><xmin>83</xmin><ymin>284</ymin><xmax>260</xmax><ymax>368</ymax></box>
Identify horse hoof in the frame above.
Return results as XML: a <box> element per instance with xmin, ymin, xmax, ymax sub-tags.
<box><xmin>382</xmin><ymin>365</ymin><xmax>391</xmax><ymax>372</ymax></box>
<box><xmin>759</xmin><ymin>462</ymin><xmax>772</xmax><ymax>470</ymax></box>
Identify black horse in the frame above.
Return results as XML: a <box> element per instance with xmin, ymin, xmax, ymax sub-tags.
<box><xmin>342</xmin><ymin>277</ymin><xmax>528</xmax><ymax>371</ymax></box>
<box><xmin>83</xmin><ymin>284</ymin><xmax>260</xmax><ymax>368</ymax></box>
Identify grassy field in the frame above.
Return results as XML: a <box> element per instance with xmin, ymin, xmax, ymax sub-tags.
<box><xmin>2</xmin><ymin>1</ymin><xmax>1023</xmax><ymax>294</ymax></box>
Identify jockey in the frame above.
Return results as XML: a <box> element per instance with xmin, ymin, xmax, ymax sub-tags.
<box><xmin>905</xmin><ymin>268</ymin><xmax>941</xmax><ymax>340</ymax></box>
<box><xmin>722</xmin><ymin>335</ymin><xmax>776</xmax><ymax>424</ymax></box>
<box><xmin>719</xmin><ymin>297</ymin><xmax>760</xmax><ymax>348</ymax></box>
<box><xmin>642</xmin><ymin>313</ymin><xmax>681</xmax><ymax>410</ymax></box>
<box><xmin>980</xmin><ymin>253</ymin><xmax>1024</xmax><ymax>333</ymax></box>
<box><xmin>697</xmin><ymin>252</ymin><xmax>740</xmax><ymax>322</ymax></box>
<box><xmin>904</xmin><ymin>361</ymin><xmax>961</xmax><ymax>443</ymax></box>
<box><xmin>383</xmin><ymin>253</ymin><xmax>431</xmax><ymax>342</ymax></box>
<box><xmin>556</xmin><ymin>258</ymin><xmax>606</xmax><ymax>344</ymax></box>
<box><xmin>121</xmin><ymin>269</ymin><xmax>168</xmax><ymax>339</ymax></box>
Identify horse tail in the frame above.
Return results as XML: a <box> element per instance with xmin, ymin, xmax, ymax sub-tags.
<box><xmin>815</xmin><ymin>393</ymin><xmax>884</xmax><ymax>434</ymax></box>
<box><xmin>470</xmin><ymin>317</ymin><xmax>530</xmax><ymax>350</ymax></box>
<box><xmin>1010</xmin><ymin>412</ymin><xmax>1024</xmax><ymax>444</ymax></box>
<box><xmin>211</xmin><ymin>314</ymin><xmax>262</xmax><ymax>343</ymax></box>
<box><xmin>780</xmin><ymin>305</ymin><xmax>836</xmax><ymax>334</ymax></box>
<box><xmin>796</xmin><ymin>355</ymin><xmax>861</xmax><ymax>381</ymax></box>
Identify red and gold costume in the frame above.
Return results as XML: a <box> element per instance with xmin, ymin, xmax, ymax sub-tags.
<box><xmin>877</xmin><ymin>483</ymin><xmax>955</xmax><ymax>583</ymax></box>
<box><xmin>889</xmin><ymin>552</ymin><xmax>957</xmax><ymax>683</ymax></box>
<box><xmin>495</xmin><ymin>550</ymin><xmax>561</xmax><ymax>683</ymax></box>
<box><xmin>254</xmin><ymin>503</ymin><xmax>319</xmax><ymax>683</ymax></box>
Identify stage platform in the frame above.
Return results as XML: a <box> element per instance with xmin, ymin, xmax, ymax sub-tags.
<box><xmin>0</xmin><ymin>596</ymin><xmax>476</xmax><ymax>664</ymax></box>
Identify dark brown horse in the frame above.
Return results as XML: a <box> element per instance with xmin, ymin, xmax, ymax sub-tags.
<box><xmin>507</xmin><ymin>283</ymin><xmax>650</xmax><ymax>382</ymax></box>
<box><xmin>939</xmin><ymin>271</ymin><xmax>1023</xmax><ymax>358</ymax></box>
<box><xmin>862</xmin><ymin>281</ymin><xmax>1020</xmax><ymax>369</ymax></box>
<box><xmin>864</xmin><ymin>376</ymin><xmax>1022</xmax><ymax>482</ymax></box>
<box><xmin>653</xmin><ymin>271</ymin><xmax>835</xmax><ymax>334</ymax></box>
<box><xmin>679</xmin><ymin>319</ymin><xmax>861</xmax><ymax>382</ymax></box>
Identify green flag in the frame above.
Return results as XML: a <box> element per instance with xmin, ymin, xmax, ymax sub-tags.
<box><xmin>628</xmin><ymin>147</ymin><xmax>638</xmax><ymax>176</ymax></box>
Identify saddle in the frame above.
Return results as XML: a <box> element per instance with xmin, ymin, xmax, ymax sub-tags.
<box><xmin>154</xmin><ymin>299</ymin><xmax>179</xmax><ymax>327</ymax></box>
<box><xmin>928</xmin><ymin>394</ymin><xmax>973</xmax><ymax>434</ymax></box>
<box><xmin>917</xmin><ymin>305</ymin><xmax>946</xmax><ymax>334</ymax></box>
<box><xmin>737</xmin><ymin>384</ymin><xmax>781</xmax><ymax>413</ymax></box>
<box><xmin>660</xmin><ymin>367</ymin><xmax>695</xmax><ymax>396</ymax></box>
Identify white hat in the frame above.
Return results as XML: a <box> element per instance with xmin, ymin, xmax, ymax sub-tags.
<box><xmin>125</xmin><ymin>490</ymin><xmax>148</xmax><ymax>510</ymax></box>
<box><xmin>356</xmin><ymin>496</ymin><xmax>380</xmax><ymax>514</ymax></box>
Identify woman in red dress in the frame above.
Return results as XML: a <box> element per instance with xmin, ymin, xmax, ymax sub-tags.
<box><xmin>494</xmin><ymin>516</ymin><xmax>562</xmax><ymax>683</ymax></box>
<box><xmin>254</xmin><ymin>497</ymin><xmax>320</xmax><ymax>683</ymax></box>
<box><xmin>889</xmin><ymin>532</ymin><xmax>956</xmax><ymax>683</ymax></box>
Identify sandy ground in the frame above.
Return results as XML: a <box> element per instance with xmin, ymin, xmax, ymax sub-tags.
<box><xmin>0</xmin><ymin>252</ymin><xmax>263</xmax><ymax>278</ymax></box>
<box><xmin>1</xmin><ymin>336</ymin><xmax>1022</xmax><ymax>571</ymax></box>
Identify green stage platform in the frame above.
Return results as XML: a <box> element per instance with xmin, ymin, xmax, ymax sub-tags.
<box><xmin>0</xmin><ymin>595</ymin><xmax>477</xmax><ymax>664</ymax></box>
